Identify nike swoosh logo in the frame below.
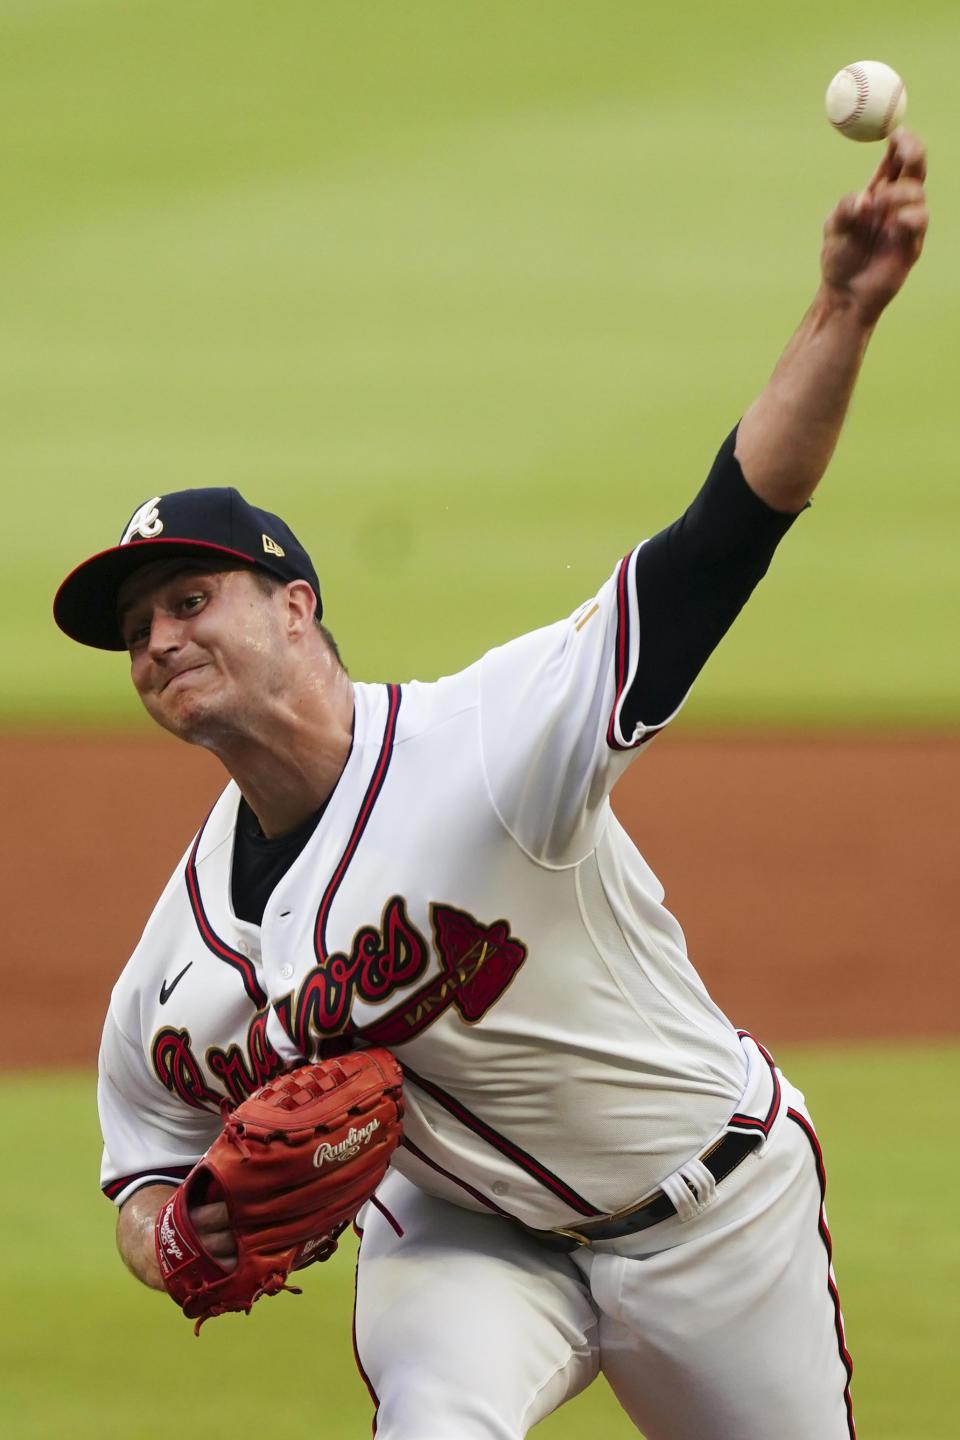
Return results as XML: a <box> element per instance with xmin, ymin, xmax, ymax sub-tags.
<box><xmin>159</xmin><ymin>962</ymin><xmax>193</xmax><ymax>1005</ymax></box>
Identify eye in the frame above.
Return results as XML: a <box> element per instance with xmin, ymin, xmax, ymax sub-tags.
<box><xmin>179</xmin><ymin>591</ymin><xmax>206</xmax><ymax>615</ymax></box>
<box><xmin>125</xmin><ymin>621</ymin><xmax>150</xmax><ymax>652</ymax></box>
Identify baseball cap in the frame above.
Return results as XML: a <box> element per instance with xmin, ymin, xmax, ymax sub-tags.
<box><xmin>53</xmin><ymin>487</ymin><xmax>322</xmax><ymax>650</ymax></box>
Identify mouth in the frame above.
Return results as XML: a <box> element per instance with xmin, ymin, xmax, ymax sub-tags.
<box><xmin>161</xmin><ymin>664</ymin><xmax>208</xmax><ymax>693</ymax></box>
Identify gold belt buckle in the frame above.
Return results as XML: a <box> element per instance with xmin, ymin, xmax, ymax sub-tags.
<box><xmin>549</xmin><ymin>1188</ymin><xmax>663</xmax><ymax>1246</ymax></box>
<box><xmin>548</xmin><ymin>1225</ymin><xmax>593</xmax><ymax>1248</ymax></box>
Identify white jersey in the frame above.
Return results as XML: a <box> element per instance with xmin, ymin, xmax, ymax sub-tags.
<box><xmin>99</xmin><ymin>543</ymin><xmax>754</xmax><ymax>1230</ymax></box>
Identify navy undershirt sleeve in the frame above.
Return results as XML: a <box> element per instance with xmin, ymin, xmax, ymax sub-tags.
<box><xmin>625</xmin><ymin>425</ymin><xmax>804</xmax><ymax>730</ymax></box>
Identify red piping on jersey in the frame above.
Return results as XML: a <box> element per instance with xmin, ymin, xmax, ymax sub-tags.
<box><xmin>729</xmin><ymin>1030</ymin><xmax>781</xmax><ymax>1136</ymax></box>
<box><xmin>402</xmin><ymin>1065</ymin><xmax>602</xmax><ymax>1218</ymax></box>
<box><xmin>183</xmin><ymin>685</ymin><xmax>400</xmax><ymax>1016</ymax></box>
<box><xmin>606</xmin><ymin>549</ymin><xmax>635</xmax><ymax>751</ymax></box>
<box><xmin>314</xmin><ymin>683</ymin><xmax>402</xmax><ymax>965</ymax></box>
<box><xmin>787</xmin><ymin>1107</ymin><xmax>856</xmax><ymax>1438</ymax></box>
<box><xmin>350</xmin><ymin>1239</ymin><xmax>382</xmax><ymax>1437</ymax></box>
<box><xmin>605</xmin><ymin>548</ymin><xmax>666</xmax><ymax>753</ymax></box>
<box><xmin>102</xmin><ymin>1163</ymin><xmax>193</xmax><ymax>1202</ymax></box>
<box><xmin>185</xmin><ymin>818</ymin><xmax>267</xmax><ymax>1008</ymax></box>
<box><xmin>400</xmin><ymin>1135</ymin><xmax>516</xmax><ymax>1219</ymax></box>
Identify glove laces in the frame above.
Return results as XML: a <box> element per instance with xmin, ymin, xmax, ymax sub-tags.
<box><xmin>219</xmin><ymin>1098</ymin><xmax>253</xmax><ymax>1158</ymax></box>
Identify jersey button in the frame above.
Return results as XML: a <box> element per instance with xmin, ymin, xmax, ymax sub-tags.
<box><xmin>279</xmin><ymin>963</ymin><xmax>294</xmax><ymax>980</ymax></box>
<box><xmin>492</xmin><ymin>1181</ymin><xmax>509</xmax><ymax>1196</ymax></box>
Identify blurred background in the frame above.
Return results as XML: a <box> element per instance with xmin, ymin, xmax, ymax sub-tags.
<box><xmin>2</xmin><ymin>2</ymin><xmax>957</xmax><ymax>1436</ymax></box>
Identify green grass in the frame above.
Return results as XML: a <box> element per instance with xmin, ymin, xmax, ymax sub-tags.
<box><xmin>3</xmin><ymin>1044</ymin><xmax>957</xmax><ymax>1438</ymax></box>
<box><xmin>2</xmin><ymin>1</ymin><xmax>959</xmax><ymax>726</ymax></box>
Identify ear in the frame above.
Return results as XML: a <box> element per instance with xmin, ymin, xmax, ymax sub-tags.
<box><xmin>282</xmin><ymin>579</ymin><xmax>318</xmax><ymax>640</ymax></box>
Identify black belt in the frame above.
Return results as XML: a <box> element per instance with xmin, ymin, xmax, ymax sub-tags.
<box><xmin>528</xmin><ymin>1128</ymin><xmax>762</xmax><ymax>1252</ymax></box>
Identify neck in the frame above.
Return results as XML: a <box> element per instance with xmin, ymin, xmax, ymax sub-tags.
<box><xmin>205</xmin><ymin>668</ymin><xmax>356</xmax><ymax>838</ymax></box>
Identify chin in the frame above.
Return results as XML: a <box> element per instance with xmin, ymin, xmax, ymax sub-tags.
<box><xmin>152</xmin><ymin>692</ymin><xmax>226</xmax><ymax>746</ymax></box>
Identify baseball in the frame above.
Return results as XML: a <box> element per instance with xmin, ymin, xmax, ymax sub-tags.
<box><xmin>825</xmin><ymin>61</ymin><xmax>907</xmax><ymax>142</ymax></box>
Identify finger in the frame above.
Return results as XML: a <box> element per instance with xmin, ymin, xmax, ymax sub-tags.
<box><xmin>849</xmin><ymin>177</ymin><xmax>927</xmax><ymax>240</ymax></box>
<box><xmin>859</xmin><ymin>185</ymin><xmax>928</xmax><ymax>251</ymax></box>
<box><xmin>889</xmin><ymin>127</ymin><xmax>927</xmax><ymax>182</ymax></box>
<box><xmin>199</xmin><ymin>1230</ymin><xmax>238</xmax><ymax>1263</ymax></box>
<box><xmin>190</xmin><ymin>1200</ymin><xmax>231</xmax><ymax>1234</ymax></box>
<box><xmin>891</xmin><ymin>202</ymin><xmax>929</xmax><ymax>245</ymax></box>
<box><xmin>867</xmin><ymin>177</ymin><xmax>927</xmax><ymax>215</ymax></box>
<box><xmin>827</xmin><ymin>194</ymin><xmax>866</xmax><ymax>233</ymax></box>
<box><xmin>862</xmin><ymin>135</ymin><xmax>901</xmax><ymax>197</ymax></box>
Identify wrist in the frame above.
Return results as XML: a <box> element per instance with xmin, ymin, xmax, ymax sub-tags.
<box><xmin>813</xmin><ymin>280</ymin><xmax>882</xmax><ymax>334</ymax></box>
<box><xmin>117</xmin><ymin>1183</ymin><xmax>176</xmax><ymax>1290</ymax></box>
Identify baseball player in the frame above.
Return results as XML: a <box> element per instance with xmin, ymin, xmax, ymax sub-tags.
<box><xmin>54</xmin><ymin>133</ymin><xmax>927</xmax><ymax>1438</ymax></box>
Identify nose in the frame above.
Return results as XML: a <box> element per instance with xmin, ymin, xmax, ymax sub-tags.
<box><xmin>147</xmin><ymin>608</ymin><xmax>187</xmax><ymax>658</ymax></box>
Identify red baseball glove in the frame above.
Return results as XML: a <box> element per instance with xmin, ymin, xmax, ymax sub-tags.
<box><xmin>155</xmin><ymin>1048</ymin><xmax>404</xmax><ymax>1332</ymax></box>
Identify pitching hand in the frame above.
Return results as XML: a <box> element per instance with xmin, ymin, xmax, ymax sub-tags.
<box><xmin>820</xmin><ymin>129</ymin><xmax>928</xmax><ymax>325</ymax></box>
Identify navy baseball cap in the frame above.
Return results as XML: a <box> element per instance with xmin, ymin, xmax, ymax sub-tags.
<box><xmin>53</xmin><ymin>487</ymin><xmax>322</xmax><ymax>650</ymax></box>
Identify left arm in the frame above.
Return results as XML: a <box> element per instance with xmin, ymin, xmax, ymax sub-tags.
<box><xmin>735</xmin><ymin>130</ymin><xmax>928</xmax><ymax>512</ymax></box>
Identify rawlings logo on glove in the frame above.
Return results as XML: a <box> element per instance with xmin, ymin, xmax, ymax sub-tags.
<box><xmin>313</xmin><ymin>1120</ymin><xmax>381</xmax><ymax>1167</ymax></box>
<box><xmin>155</xmin><ymin>1048</ymin><xmax>404</xmax><ymax>1333</ymax></box>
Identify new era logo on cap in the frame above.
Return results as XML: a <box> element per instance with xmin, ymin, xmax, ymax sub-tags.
<box><xmin>53</xmin><ymin>487</ymin><xmax>322</xmax><ymax>651</ymax></box>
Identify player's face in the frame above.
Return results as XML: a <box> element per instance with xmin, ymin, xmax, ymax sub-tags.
<box><xmin>117</xmin><ymin>562</ymin><xmax>290</xmax><ymax>744</ymax></box>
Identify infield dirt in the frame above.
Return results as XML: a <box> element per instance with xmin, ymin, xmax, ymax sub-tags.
<box><xmin>4</xmin><ymin>733</ymin><xmax>957</xmax><ymax>1068</ymax></box>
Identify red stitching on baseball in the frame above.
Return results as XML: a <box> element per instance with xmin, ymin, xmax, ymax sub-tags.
<box><xmin>832</xmin><ymin>64</ymin><xmax>869</xmax><ymax>129</ymax></box>
<box><xmin>882</xmin><ymin>80</ymin><xmax>903</xmax><ymax>133</ymax></box>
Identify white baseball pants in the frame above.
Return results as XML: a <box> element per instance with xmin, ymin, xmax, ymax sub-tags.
<box><xmin>353</xmin><ymin>1073</ymin><xmax>854</xmax><ymax>1440</ymax></box>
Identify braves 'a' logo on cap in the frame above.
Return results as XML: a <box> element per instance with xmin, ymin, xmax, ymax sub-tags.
<box><xmin>120</xmin><ymin>497</ymin><xmax>164</xmax><ymax>546</ymax></box>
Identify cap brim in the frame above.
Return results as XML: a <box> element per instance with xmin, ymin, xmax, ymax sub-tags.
<box><xmin>53</xmin><ymin>539</ymin><xmax>259</xmax><ymax>650</ymax></box>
